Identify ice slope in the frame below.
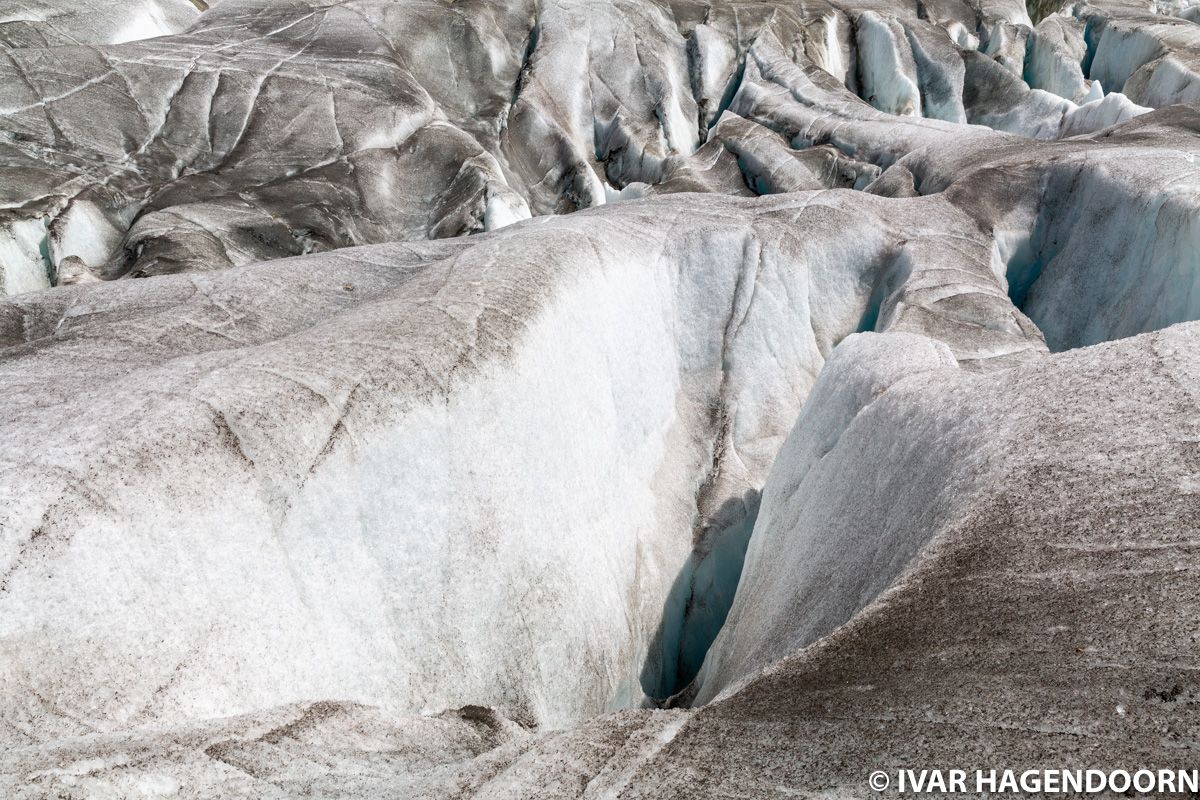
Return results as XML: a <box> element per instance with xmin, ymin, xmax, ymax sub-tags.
<box><xmin>11</xmin><ymin>0</ymin><xmax>1190</xmax><ymax>295</ymax></box>
<box><xmin>1084</xmin><ymin>11</ymin><xmax>1200</xmax><ymax>106</ymax></box>
<box><xmin>855</xmin><ymin>12</ymin><xmax>924</xmax><ymax>117</ymax></box>
<box><xmin>0</xmin><ymin>0</ymin><xmax>540</xmax><ymax>291</ymax></box>
<box><xmin>693</xmin><ymin>333</ymin><xmax>993</xmax><ymax>703</ymax></box>
<box><xmin>6</xmin><ymin>114</ymin><xmax>1196</xmax><ymax>779</ymax></box>
<box><xmin>1025</xmin><ymin>14</ymin><xmax>1093</xmax><ymax>102</ymax></box>
<box><xmin>891</xmin><ymin>106</ymin><xmax>1200</xmax><ymax>351</ymax></box>
<box><xmin>0</xmin><ymin>0</ymin><xmax>199</xmax><ymax>48</ymax></box>
<box><xmin>3</xmin><ymin>322</ymin><xmax>1197</xmax><ymax>799</ymax></box>
<box><xmin>2</xmin><ymin>189</ymin><xmax>1041</xmax><ymax>743</ymax></box>
<box><xmin>628</xmin><ymin>321</ymin><xmax>1200</xmax><ymax>796</ymax></box>
<box><xmin>1</xmin><ymin>0</ymin><xmax>1200</xmax><ymax>796</ymax></box>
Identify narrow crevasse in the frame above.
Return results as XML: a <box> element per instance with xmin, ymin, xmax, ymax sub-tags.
<box><xmin>641</xmin><ymin>492</ymin><xmax>760</xmax><ymax>702</ymax></box>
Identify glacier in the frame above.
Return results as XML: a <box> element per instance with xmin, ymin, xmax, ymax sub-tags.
<box><xmin>1</xmin><ymin>0</ymin><xmax>1198</xmax><ymax>796</ymax></box>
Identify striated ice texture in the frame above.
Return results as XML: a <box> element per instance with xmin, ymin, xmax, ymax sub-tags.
<box><xmin>1</xmin><ymin>0</ymin><xmax>1198</xmax><ymax>796</ymax></box>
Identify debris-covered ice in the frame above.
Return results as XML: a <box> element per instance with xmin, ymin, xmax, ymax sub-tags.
<box><xmin>1</xmin><ymin>0</ymin><xmax>1198</xmax><ymax>795</ymax></box>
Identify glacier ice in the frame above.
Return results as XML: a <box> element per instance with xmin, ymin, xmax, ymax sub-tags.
<box><xmin>1</xmin><ymin>0</ymin><xmax>1199</xmax><ymax>795</ymax></box>
<box><xmin>0</xmin><ymin>0</ymin><xmax>198</xmax><ymax>47</ymax></box>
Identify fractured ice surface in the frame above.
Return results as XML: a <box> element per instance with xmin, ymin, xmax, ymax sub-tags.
<box><xmin>1</xmin><ymin>0</ymin><xmax>1199</xmax><ymax>795</ymax></box>
<box><xmin>0</xmin><ymin>0</ymin><xmax>198</xmax><ymax>47</ymax></box>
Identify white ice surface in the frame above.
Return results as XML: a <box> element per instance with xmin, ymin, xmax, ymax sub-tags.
<box><xmin>0</xmin><ymin>219</ymin><xmax>51</xmax><ymax>296</ymax></box>
<box><xmin>855</xmin><ymin>12</ymin><xmax>922</xmax><ymax>117</ymax></box>
<box><xmin>694</xmin><ymin>332</ymin><xmax>966</xmax><ymax>703</ymax></box>
<box><xmin>0</xmin><ymin>195</ymin><xmax>904</xmax><ymax>740</ymax></box>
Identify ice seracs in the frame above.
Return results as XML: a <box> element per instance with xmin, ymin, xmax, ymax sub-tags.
<box><xmin>9</xmin><ymin>0</ymin><xmax>1196</xmax><ymax>295</ymax></box>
